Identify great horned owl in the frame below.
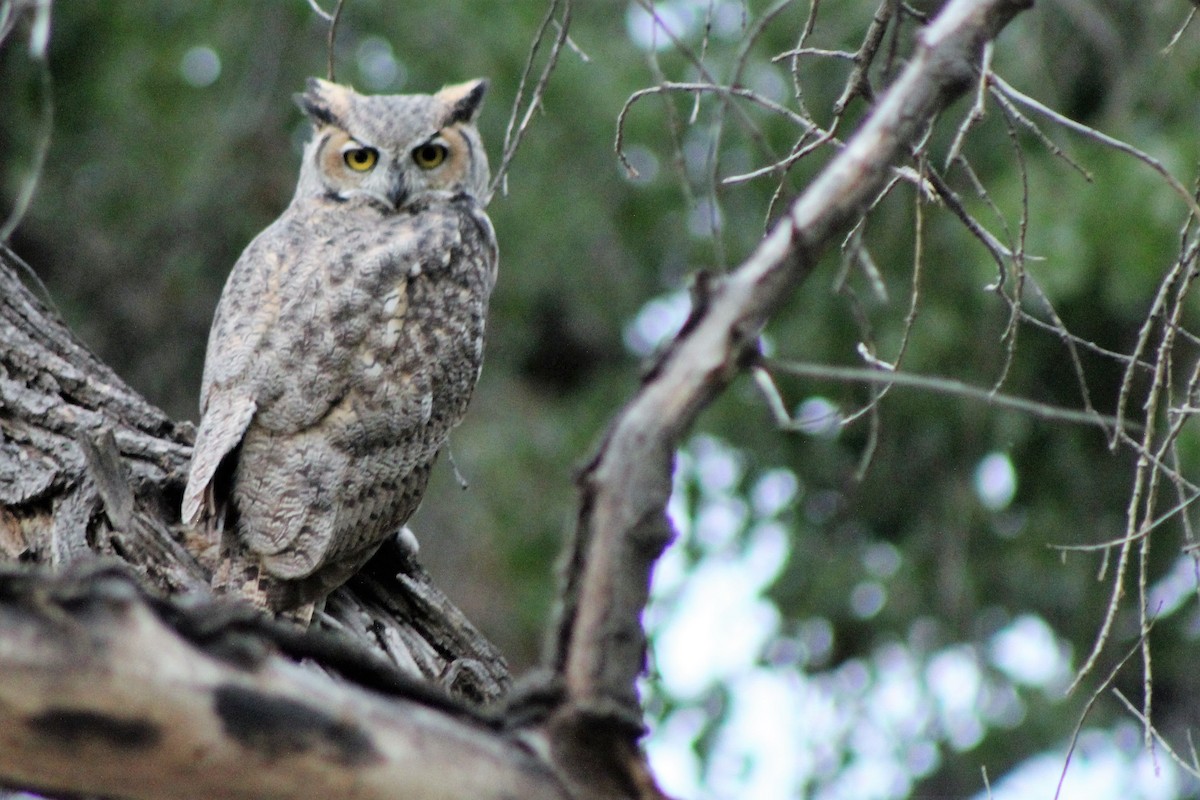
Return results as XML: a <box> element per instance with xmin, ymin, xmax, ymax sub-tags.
<box><xmin>182</xmin><ymin>78</ymin><xmax>497</xmax><ymax>614</ymax></box>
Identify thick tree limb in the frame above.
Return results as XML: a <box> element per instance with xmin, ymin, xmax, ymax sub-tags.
<box><xmin>546</xmin><ymin>0</ymin><xmax>1032</xmax><ymax>766</ymax></box>
<box><xmin>0</xmin><ymin>562</ymin><xmax>566</xmax><ymax>800</ymax></box>
<box><xmin>0</xmin><ymin>248</ymin><xmax>196</xmax><ymax>582</ymax></box>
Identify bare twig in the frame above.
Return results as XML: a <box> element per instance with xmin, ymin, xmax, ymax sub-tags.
<box><xmin>761</xmin><ymin>360</ymin><xmax>1129</xmax><ymax>431</ymax></box>
<box><xmin>992</xmin><ymin>73</ymin><xmax>1200</xmax><ymax>223</ymax></box>
<box><xmin>1069</xmin><ymin>227</ymin><xmax>1200</xmax><ymax>697</ymax></box>
<box><xmin>989</xmin><ymin>92</ymin><xmax>1029</xmax><ymax>394</ymax></box>
<box><xmin>924</xmin><ymin>165</ymin><xmax>1016</xmax><ymax>268</ymax></box>
<box><xmin>305</xmin><ymin>0</ymin><xmax>334</xmax><ymax>21</ymax></box>
<box><xmin>1055</xmin><ymin>635</ymin><xmax>1145</xmax><ymax>800</ymax></box>
<box><xmin>1113</xmin><ymin>688</ymin><xmax>1200</xmax><ymax>780</ymax></box>
<box><xmin>1163</xmin><ymin>6</ymin><xmax>1198</xmax><ymax>55</ymax></box>
<box><xmin>832</xmin><ymin>0</ymin><xmax>896</xmax><ymax>115</ymax></box>
<box><xmin>0</xmin><ymin>0</ymin><xmax>53</xmax><ymax>243</ymax></box>
<box><xmin>1050</xmin><ymin>488</ymin><xmax>1200</xmax><ymax>552</ymax></box>
<box><xmin>489</xmin><ymin>0</ymin><xmax>573</xmax><ymax>200</ymax></box>
<box><xmin>548</xmin><ymin>0</ymin><xmax>1033</xmax><ymax>749</ymax></box>
<box><xmin>625</xmin><ymin>0</ymin><xmax>786</xmax><ymax>189</ymax></box>
<box><xmin>327</xmin><ymin>0</ymin><xmax>346</xmax><ymax>82</ymax></box>
<box><xmin>944</xmin><ymin>41</ymin><xmax>991</xmax><ymax>169</ymax></box>
<box><xmin>1021</xmin><ymin>275</ymin><xmax>1107</xmax><ymax>433</ymax></box>
<box><xmin>988</xmin><ymin>84</ymin><xmax>1092</xmax><ymax>181</ymax></box>
<box><xmin>616</xmin><ymin>82</ymin><xmax>815</xmax><ymax>179</ymax></box>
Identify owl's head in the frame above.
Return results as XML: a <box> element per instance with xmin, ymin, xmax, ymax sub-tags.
<box><xmin>293</xmin><ymin>77</ymin><xmax>490</xmax><ymax>211</ymax></box>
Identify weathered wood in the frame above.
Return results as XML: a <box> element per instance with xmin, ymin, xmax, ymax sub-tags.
<box><xmin>0</xmin><ymin>562</ymin><xmax>564</xmax><ymax>800</ymax></box>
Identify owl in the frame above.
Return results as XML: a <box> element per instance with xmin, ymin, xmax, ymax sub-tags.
<box><xmin>182</xmin><ymin>77</ymin><xmax>498</xmax><ymax>615</ymax></box>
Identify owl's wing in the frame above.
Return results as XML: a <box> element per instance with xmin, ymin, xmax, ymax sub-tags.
<box><xmin>181</xmin><ymin>392</ymin><xmax>256</xmax><ymax>527</ymax></box>
<box><xmin>183</xmin><ymin>222</ymin><xmax>296</xmax><ymax>529</ymax></box>
<box><xmin>198</xmin><ymin>233</ymin><xmax>289</xmax><ymax>411</ymax></box>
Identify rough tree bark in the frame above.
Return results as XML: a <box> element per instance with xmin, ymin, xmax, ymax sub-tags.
<box><xmin>0</xmin><ymin>1</ymin><xmax>1032</xmax><ymax>797</ymax></box>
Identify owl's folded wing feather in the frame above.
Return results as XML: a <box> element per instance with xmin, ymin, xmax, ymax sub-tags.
<box><xmin>181</xmin><ymin>393</ymin><xmax>257</xmax><ymax>528</ymax></box>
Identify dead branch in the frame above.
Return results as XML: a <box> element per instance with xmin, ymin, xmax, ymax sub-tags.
<box><xmin>542</xmin><ymin>0</ymin><xmax>1032</xmax><ymax>785</ymax></box>
<box><xmin>0</xmin><ymin>562</ymin><xmax>565</xmax><ymax>800</ymax></box>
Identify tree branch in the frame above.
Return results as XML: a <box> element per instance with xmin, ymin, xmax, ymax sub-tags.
<box><xmin>0</xmin><ymin>562</ymin><xmax>567</xmax><ymax>800</ymax></box>
<box><xmin>545</xmin><ymin>0</ymin><xmax>1032</xmax><ymax>771</ymax></box>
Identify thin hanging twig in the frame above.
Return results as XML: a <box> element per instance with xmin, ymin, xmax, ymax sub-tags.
<box><xmin>489</xmin><ymin>0</ymin><xmax>573</xmax><ymax>200</ymax></box>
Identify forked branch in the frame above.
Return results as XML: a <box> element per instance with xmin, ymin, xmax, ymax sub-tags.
<box><xmin>544</xmin><ymin>0</ymin><xmax>1033</xmax><ymax>787</ymax></box>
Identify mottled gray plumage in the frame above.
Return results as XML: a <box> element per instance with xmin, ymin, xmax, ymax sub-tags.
<box><xmin>183</xmin><ymin>78</ymin><xmax>497</xmax><ymax>613</ymax></box>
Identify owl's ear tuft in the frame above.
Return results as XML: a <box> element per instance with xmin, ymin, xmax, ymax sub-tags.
<box><xmin>296</xmin><ymin>77</ymin><xmax>353</xmax><ymax>128</ymax></box>
<box><xmin>437</xmin><ymin>79</ymin><xmax>488</xmax><ymax>126</ymax></box>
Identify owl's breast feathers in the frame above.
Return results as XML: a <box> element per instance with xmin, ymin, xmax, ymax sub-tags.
<box><xmin>182</xmin><ymin>195</ymin><xmax>497</xmax><ymax>592</ymax></box>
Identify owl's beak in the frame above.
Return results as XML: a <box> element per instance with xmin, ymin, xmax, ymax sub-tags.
<box><xmin>386</xmin><ymin>172</ymin><xmax>408</xmax><ymax>210</ymax></box>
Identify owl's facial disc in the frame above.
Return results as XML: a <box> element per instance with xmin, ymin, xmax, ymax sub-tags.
<box><xmin>295</xmin><ymin>80</ymin><xmax>490</xmax><ymax>210</ymax></box>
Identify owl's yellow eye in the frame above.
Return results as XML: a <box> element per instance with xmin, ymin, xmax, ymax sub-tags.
<box><xmin>413</xmin><ymin>142</ymin><xmax>449</xmax><ymax>170</ymax></box>
<box><xmin>343</xmin><ymin>146</ymin><xmax>378</xmax><ymax>172</ymax></box>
